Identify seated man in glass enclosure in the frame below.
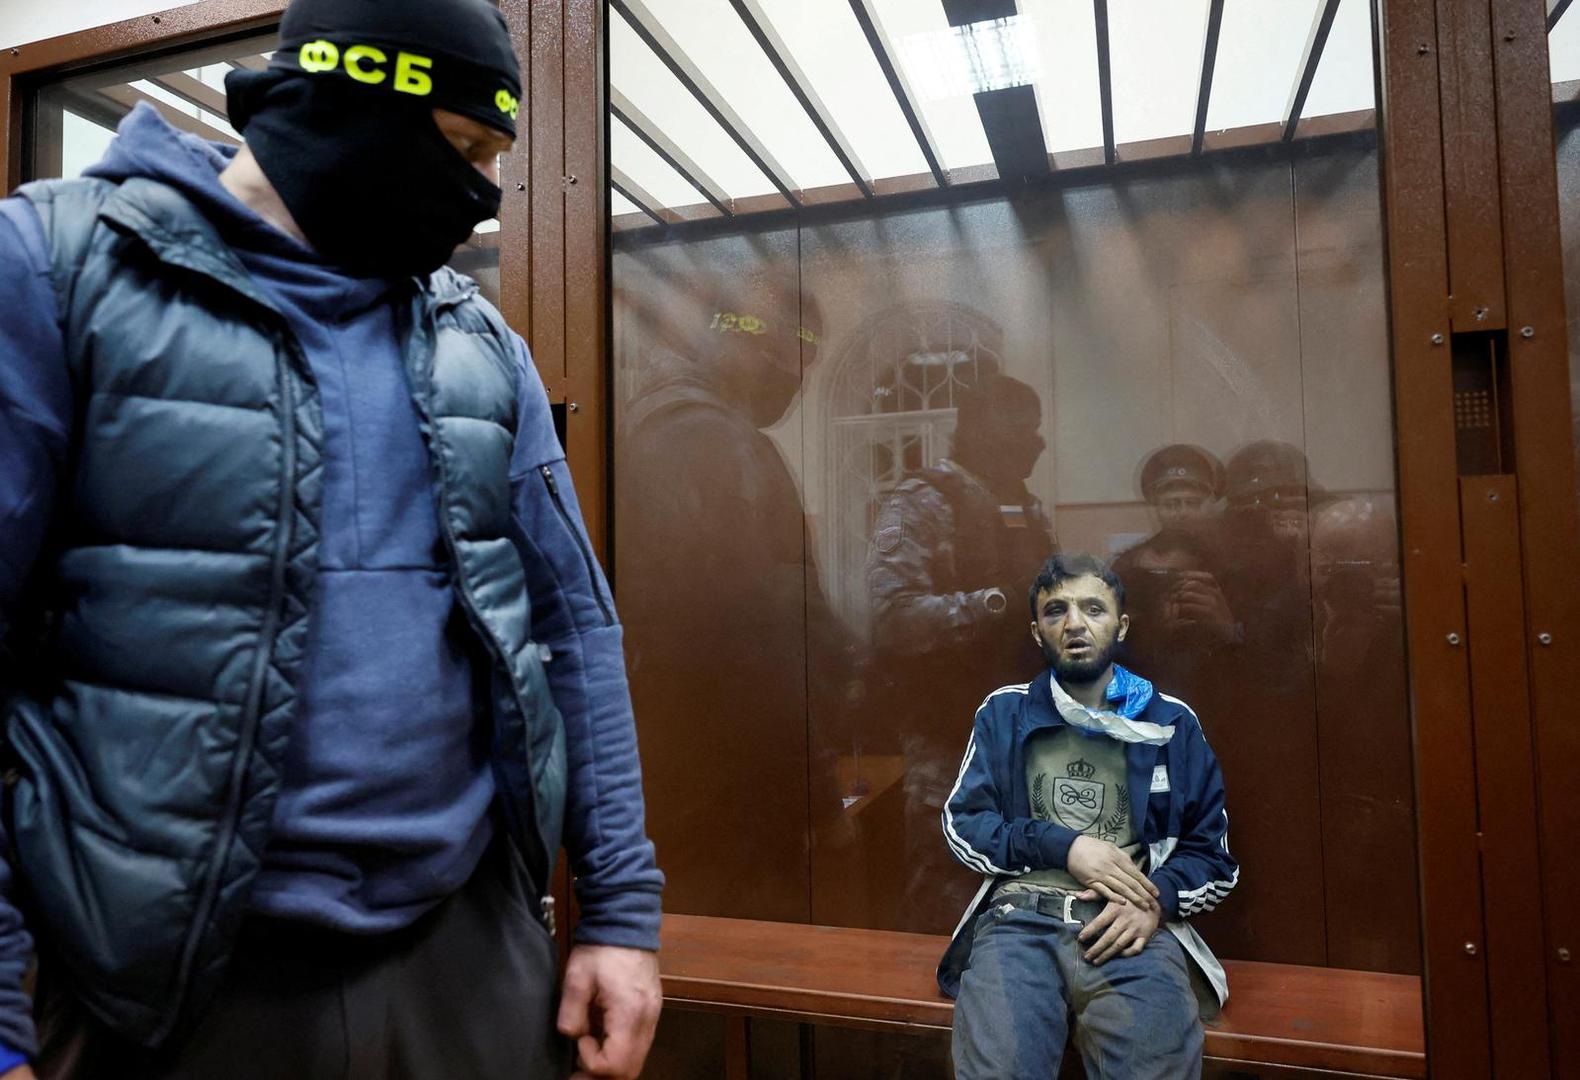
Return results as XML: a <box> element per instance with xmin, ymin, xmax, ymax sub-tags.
<box><xmin>939</xmin><ymin>553</ymin><xmax>1238</xmax><ymax>1079</ymax></box>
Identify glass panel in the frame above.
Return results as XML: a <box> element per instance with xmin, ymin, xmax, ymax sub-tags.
<box><xmin>25</xmin><ymin>34</ymin><xmax>505</xmax><ymax>305</ymax></box>
<box><xmin>1303</xmin><ymin>0</ymin><xmax>1377</xmax><ymax>119</ymax></box>
<box><xmin>1207</xmin><ymin>0</ymin><xmax>1322</xmax><ymax>132</ymax></box>
<box><xmin>640</xmin><ymin>0</ymin><xmax>850</xmax><ymax>191</ymax></box>
<box><xmin>612</xmin><ymin>116</ymin><xmax>711</xmax><ymax>211</ymax></box>
<box><xmin>610</xmin><ymin>8</ymin><xmax>781</xmax><ymax>200</ymax></box>
<box><xmin>1109</xmin><ymin>0</ymin><xmax>1210</xmax><ymax>144</ymax></box>
<box><xmin>611</xmin><ymin>1</ymin><xmax>1421</xmax><ymax>1038</ymax></box>
<box><xmin>757</xmin><ymin>0</ymin><xmax>931</xmax><ymax>182</ymax></box>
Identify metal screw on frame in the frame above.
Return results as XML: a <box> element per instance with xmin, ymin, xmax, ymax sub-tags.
<box><xmin>1538</xmin><ymin>632</ymin><xmax>1553</xmax><ymax>646</ymax></box>
<box><xmin>516</xmin><ymin>182</ymin><xmax>526</xmax><ymax>191</ymax></box>
<box><xmin>1464</xmin><ymin>942</ymin><xmax>1477</xmax><ymax>956</ymax></box>
<box><xmin>1521</xmin><ymin>325</ymin><xmax>1535</xmax><ymax>338</ymax></box>
<box><xmin>568</xmin><ymin>402</ymin><xmax>580</xmax><ymax>413</ymax></box>
<box><xmin>1474</xmin><ymin>307</ymin><xmax>1489</xmax><ymax>321</ymax></box>
<box><xmin>1417</xmin><ymin>43</ymin><xmax>1430</xmax><ymax>55</ymax></box>
<box><xmin>1560</xmin><ymin>948</ymin><xmax>1572</xmax><ymax>963</ymax></box>
<box><xmin>1431</xmin><ymin>333</ymin><xmax>1444</xmax><ymax>345</ymax></box>
<box><xmin>1447</xmin><ymin>633</ymin><xmax>1461</xmax><ymax>645</ymax></box>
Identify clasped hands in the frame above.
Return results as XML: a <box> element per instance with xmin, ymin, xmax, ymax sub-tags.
<box><xmin>1065</xmin><ymin>834</ymin><xmax>1163</xmax><ymax>966</ymax></box>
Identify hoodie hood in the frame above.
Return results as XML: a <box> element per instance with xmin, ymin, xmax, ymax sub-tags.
<box><xmin>85</xmin><ymin>102</ymin><xmax>306</xmax><ymax>262</ymax></box>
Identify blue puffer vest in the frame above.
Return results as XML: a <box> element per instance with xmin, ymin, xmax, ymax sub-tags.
<box><xmin>0</xmin><ymin>176</ymin><xmax>565</xmax><ymax>1048</ymax></box>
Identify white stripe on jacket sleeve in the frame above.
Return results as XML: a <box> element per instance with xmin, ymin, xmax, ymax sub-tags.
<box><xmin>943</xmin><ymin>738</ymin><xmax>1008</xmax><ymax>875</ymax></box>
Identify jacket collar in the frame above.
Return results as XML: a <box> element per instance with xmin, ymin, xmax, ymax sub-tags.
<box><xmin>99</xmin><ymin>176</ymin><xmax>281</xmax><ymax>316</ymax></box>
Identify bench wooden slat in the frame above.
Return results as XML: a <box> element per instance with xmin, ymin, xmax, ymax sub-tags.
<box><xmin>659</xmin><ymin>914</ymin><xmax>1425</xmax><ymax>1079</ymax></box>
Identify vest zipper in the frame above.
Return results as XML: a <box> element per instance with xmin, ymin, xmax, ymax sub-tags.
<box><xmin>541</xmin><ymin>465</ymin><xmax>614</xmax><ymax>627</ymax></box>
<box><xmin>160</xmin><ymin>344</ymin><xmax>300</xmax><ymax>1042</ymax></box>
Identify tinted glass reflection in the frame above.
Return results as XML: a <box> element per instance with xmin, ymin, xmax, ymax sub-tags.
<box><xmin>614</xmin><ymin>140</ymin><xmax>1418</xmax><ymax>978</ymax></box>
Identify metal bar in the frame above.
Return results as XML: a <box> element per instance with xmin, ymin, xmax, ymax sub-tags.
<box><xmin>148</xmin><ymin>70</ymin><xmax>227</xmax><ymax>115</ymax></box>
<box><xmin>496</xmin><ymin>0</ymin><xmax>536</xmax><ymax>380</ymax></box>
<box><xmin>610</xmin><ymin>166</ymin><xmax>667</xmax><ymax>226</ymax></box>
<box><xmin>610</xmin><ymin>87</ymin><xmax>732</xmax><ymax>215</ymax></box>
<box><xmin>1488</xmin><ymin>0</ymin><xmax>1580</xmax><ymax>1069</ymax></box>
<box><xmin>1376</xmin><ymin>0</ymin><xmax>1494</xmax><ymax>1072</ymax></box>
<box><xmin>530</xmin><ymin>0</ymin><xmax>567</xmax><ymax>388</ymax></box>
<box><xmin>563</xmin><ymin>0</ymin><xmax>609</xmax><ymax>554</ymax></box>
<box><xmin>1094</xmin><ymin>0</ymin><xmax>1115</xmax><ymax>164</ymax></box>
<box><xmin>1192</xmin><ymin>0</ymin><xmax>1226</xmax><ymax>155</ymax></box>
<box><xmin>729</xmin><ymin>0</ymin><xmax>872</xmax><ymax>197</ymax></box>
<box><xmin>42</xmin><ymin>84</ymin><xmax>128</xmax><ymax>137</ymax></box>
<box><xmin>97</xmin><ymin>83</ymin><xmax>238</xmax><ymax>144</ymax></box>
<box><xmin>614</xmin><ymin>124</ymin><xmax>1378</xmax><ymax>243</ymax></box>
<box><xmin>610</xmin><ymin>0</ymin><xmax>800</xmax><ymax>205</ymax></box>
<box><xmin>1284</xmin><ymin>0</ymin><xmax>1342</xmax><ymax>142</ymax></box>
<box><xmin>847</xmin><ymin>0</ymin><xmax>945</xmax><ymax>186</ymax></box>
<box><xmin>1460</xmin><ymin>474</ymin><xmax>1554</xmax><ymax>1078</ymax></box>
<box><xmin>1435</xmin><ymin>0</ymin><xmax>1507</xmax><ymax>330</ymax></box>
<box><xmin>0</xmin><ymin>0</ymin><xmax>280</xmax><ymax>80</ymax></box>
<box><xmin>1549</xmin><ymin>0</ymin><xmax>1574</xmax><ymax>32</ymax></box>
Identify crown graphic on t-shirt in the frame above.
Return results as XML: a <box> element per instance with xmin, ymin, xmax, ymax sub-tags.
<box><xmin>1066</xmin><ymin>759</ymin><xmax>1096</xmax><ymax>780</ymax></box>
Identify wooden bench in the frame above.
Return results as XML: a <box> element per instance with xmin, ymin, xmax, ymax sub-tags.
<box><xmin>660</xmin><ymin>914</ymin><xmax>1425</xmax><ymax>1079</ymax></box>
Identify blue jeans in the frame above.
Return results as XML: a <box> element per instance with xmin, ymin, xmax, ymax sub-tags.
<box><xmin>952</xmin><ymin>902</ymin><xmax>1203</xmax><ymax>1079</ymax></box>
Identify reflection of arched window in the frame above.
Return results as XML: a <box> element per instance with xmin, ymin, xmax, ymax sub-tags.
<box><xmin>822</xmin><ymin>302</ymin><xmax>1005</xmax><ymax>636</ymax></box>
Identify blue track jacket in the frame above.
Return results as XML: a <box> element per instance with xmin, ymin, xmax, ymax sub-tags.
<box><xmin>938</xmin><ymin>665</ymin><xmax>1238</xmax><ymax>1012</ymax></box>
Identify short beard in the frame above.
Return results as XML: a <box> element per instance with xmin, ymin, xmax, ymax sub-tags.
<box><xmin>1041</xmin><ymin>637</ymin><xmax>1116</xmax><ymax>687</ymax></box>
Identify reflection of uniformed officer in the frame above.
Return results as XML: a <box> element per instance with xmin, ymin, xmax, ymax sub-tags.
<box><xmin>1138</xmin><ymin>444</ymin><xmax>1224</xmax><ymax>531</ymax></box>
<box><xmin>864</xmin><ymin>373</ymin><xmax>1056</xmax><ymax>933</ymax></box>
<box><xmin>1224</xmin><ymin>439</ymin><xmax>1316</xmax><ymax>542</ymax></box>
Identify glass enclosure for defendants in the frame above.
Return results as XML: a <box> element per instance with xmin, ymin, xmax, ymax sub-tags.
<box><xmin>607</xmin><ymin>1</ymin><xmax>1416</xmax><ymax>1071</ymax></box>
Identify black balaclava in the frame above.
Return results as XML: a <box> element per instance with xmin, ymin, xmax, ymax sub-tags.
<box><xmin>225</xmin><ymin>0</ymin><xmax>521</xmax><ymax>277</ymax></box>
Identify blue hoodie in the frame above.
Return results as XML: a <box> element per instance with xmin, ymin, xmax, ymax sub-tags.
<box><xmin>0</xmin><ymin>105</ymin><xmax>661</xmax><ymax>1063</ymax></box>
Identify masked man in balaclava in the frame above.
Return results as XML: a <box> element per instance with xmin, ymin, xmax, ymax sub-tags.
<box><xmin>0</xmin><ymin>2</ymin><xmax>662</xmax><ymax>1077</ymax></box>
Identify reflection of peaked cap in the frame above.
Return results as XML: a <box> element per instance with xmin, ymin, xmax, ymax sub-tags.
<box><xmin>1225</xmin><ymin>440</ymin><xmax>1309</xmax><ymax>504</ymax></box>
<box><xmin>1139</xmin><ymin>444</ymin><xmax>1224</xmax><ymax>500</ymax></box>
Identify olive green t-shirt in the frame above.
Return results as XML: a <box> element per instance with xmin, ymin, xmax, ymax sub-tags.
<box><xmin>995</xmin><ymin>726</ymin><xmax>1146</xmax><ymax>899</ymax></box>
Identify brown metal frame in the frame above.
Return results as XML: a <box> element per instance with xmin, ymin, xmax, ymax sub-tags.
<box><xmin>1375</xmin><ymin>4</ymin><xmax>1494</xmax><ymax>1070</ymax></box>
<box><xmin>0</xmin><ymin>0</ymin><xmax>277</xmax><ymax>190</ymax></box>
<box><xmin>1375</xmin><ymin>0</ymin><xmax>1575</xmax><ymax>1074</ymax></box>
<box><xmin>1489</xmin><ymin>1</ymin><xmax>1580</xmax><ymax>1073</ymax></box>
